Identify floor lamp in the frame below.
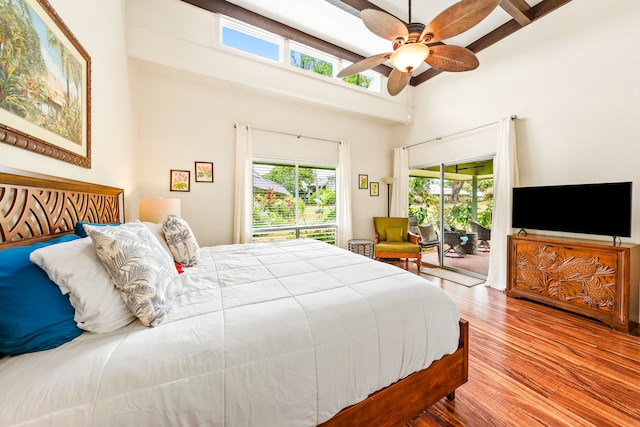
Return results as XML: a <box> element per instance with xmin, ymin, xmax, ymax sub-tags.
<box><xmin>381</xmin><ymin>177</ymin><xmax>395</xmax><ymax>217</ymax></box>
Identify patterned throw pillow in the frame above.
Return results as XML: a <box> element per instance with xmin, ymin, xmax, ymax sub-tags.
<box><xmin>163</xmin><ymin>215</ymin><xmax>200</xmax><ymax>267</ymax></box>
<box><xmin>85</xmin><ymin>221</ymin><xmax>182</xmax><ymax>327</ymax></box>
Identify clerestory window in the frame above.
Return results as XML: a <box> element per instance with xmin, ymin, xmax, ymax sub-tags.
<box><xmin>219</xmin><ymin>17</ymin><xmax>381</xmax><ymax>92</ymax></box>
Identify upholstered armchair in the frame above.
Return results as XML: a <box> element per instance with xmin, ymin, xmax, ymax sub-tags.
<box><xmin>373</xmin><ymin>217</ymin><xmax>422</xmax><ymax>271</ymax></box>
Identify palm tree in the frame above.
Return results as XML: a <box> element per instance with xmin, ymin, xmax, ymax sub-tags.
<box><xmin>46</xmin><ymin>28</ymin><xmax>81</xmax><ymax>103</ymax></box>
<box><xmin>0</xmin><ymin>0</ymin><xmax>46</xmax><ymax>118</ymax></box>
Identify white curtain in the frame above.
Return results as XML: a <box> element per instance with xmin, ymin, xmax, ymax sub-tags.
<box><xmin>233</xmin><ymin>123</ymin><xmax>253</xmax><ymax>244</ymax></box>
<box><xmin>390</xmin><ymin>147</ymin><xmax>409</xmax><ymax>217</ymax></box>
<box><xmin>485</xmin><ymin>117</ymin><xmax>519</xmax><ymax>290</ymax></box>
<box><xmin>336</xmin><ymin>140</ymin><xmax>353</xmax><ymax>248</ymax></box>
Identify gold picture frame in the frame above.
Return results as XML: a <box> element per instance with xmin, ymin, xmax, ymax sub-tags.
<box><xmin>0</xmin><ymin>0</ymin><xmax>91</xmax><ymax>168</ymax></box>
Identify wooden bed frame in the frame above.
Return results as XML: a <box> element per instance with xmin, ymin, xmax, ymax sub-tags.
<box><xmin>0</xmin><ymin>166</ymin><xmax>469</xmax><ymax>427</ymax></box>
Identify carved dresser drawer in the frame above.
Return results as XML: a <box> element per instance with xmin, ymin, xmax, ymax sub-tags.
<box><xmin>507</xmin><ymin>234</ymin><xmax>640</xmax><ymax>333</ymax></box>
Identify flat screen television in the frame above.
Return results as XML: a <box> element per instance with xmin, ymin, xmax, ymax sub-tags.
<box><xmin>512</xmin><ymin>182</ymin><xmax>632</xmax><ymax>238</ymax></box>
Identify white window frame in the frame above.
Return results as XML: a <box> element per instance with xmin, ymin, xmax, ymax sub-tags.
<box><xmin>289</xmin><ymin>41</ymin><xmax>339</xmax><ymax>78</ymax></box>
<box><xmin>217</xmin><ymin>17</ymin><xmax>382</xmax><ymax>93</ymax></box>
<box><xmin>252</xmin><ymin>160</ymin><xmax>338</xmax><ymax>244</ymax></box>
<box><xmin>219</xmin><ymin>16</ymin><xmax>283</xmax><ymax>62</ymax></box>
<box><xmin>339</xmin><ymin>59</ymin><xmax>381</xmax><ymax>92</ymax></box>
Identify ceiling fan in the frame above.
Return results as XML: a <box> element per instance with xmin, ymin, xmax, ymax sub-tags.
<box><xmin>337</xmin><ymin>0</ymin><xmax>501</xmax><ymax>96</ymax></box>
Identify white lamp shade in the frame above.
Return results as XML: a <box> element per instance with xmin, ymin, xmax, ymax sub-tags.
<box><xmin>139</xmin><ymin>198</ymin><xmax>181</xmax><ymax>224</ymax></box>
<box><xmin>381</xmin><ymin>177</ymin><xmax>396</xmax><ymax>185</ymax></box>
<box><xmin>390</xmin><ymin>43</ymin><xmax>429</xmax><ymax>73</ymax></box>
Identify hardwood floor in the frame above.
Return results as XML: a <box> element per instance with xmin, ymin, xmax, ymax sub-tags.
<box><xmin>407</xmin><ymin>272</ymin><xmax>640</xmax><ymax>427</ymax></box>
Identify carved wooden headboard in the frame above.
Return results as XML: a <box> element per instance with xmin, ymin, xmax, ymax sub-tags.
<box><xmin>0</xmin><ymin>166</ymin><xmax>124</xmax><ymax>248</ymax></box>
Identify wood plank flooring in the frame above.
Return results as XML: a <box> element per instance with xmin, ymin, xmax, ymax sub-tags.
<box><xmin>406</xmin><ymin>271</ymin><xmax>640</xmax><ymax>427</ymax></box>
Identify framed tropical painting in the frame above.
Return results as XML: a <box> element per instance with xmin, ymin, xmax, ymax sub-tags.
<box><xmin>0</xmin><ymin>0</ymin><xmax>91</xmax><ymax>167</ymax></box>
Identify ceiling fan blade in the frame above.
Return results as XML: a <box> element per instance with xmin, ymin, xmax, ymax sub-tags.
<box><xmin>387</xmin><ymin>68</ymin><xmax>411</xmax><ymax>96</ymax></box>
<box><xmin>421</xmin><ymin>0</ymin><xmax>500</xmax><ymax>43</ymax></box>
<box><xmin>336</xmin><ymin>52</ymin><xmax>392</xmax><ymax>78</ymax></box>
<box><xmin>361</xmin><ymin>9</ymin><xmax>408</xmax><ymax>42</ymax></box>
<box><xmin>425</xmin><ymin>45</ymin><xmax>479</xmax><ymax>72</ymax></box>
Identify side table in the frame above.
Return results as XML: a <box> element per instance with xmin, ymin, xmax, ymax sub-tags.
<box><xmin>348</xmin><ymin>239</ymin><xmax>375</xmax><ymax>258</ymax></box>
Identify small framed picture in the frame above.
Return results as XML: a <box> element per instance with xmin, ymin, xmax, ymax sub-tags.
<box><xmin>370</xmin><ymin>182</ymin><xmax>379</xmax><ymax>196</ymax></box>
<box><xmin>170</xmin><ymin>170</ymin><xmax>190</xmax><ymax>192</ymax></box>
<box><xmin>195</xmin><ymin>161</ymin><xmax>214</xmax><ymax>183</ymax></box>
<box><xmin>358</xmin><ymin>174</ymin><xmax>368</xmax><ymax>189</ymax></box>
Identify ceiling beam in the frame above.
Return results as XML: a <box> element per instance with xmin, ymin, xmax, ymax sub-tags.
<box><xmin>499</xmin><ymin>0</ymin><xmax>533</xmax><ymax>26</ymax></box>
<box><xmin>331</xmin><ymin>0</ymin><xmax>385</xmax><ymax>14</ymax></box>
<box><xmin>412</xmin><ymin>0</ymin><xmax>572</xmax><ymax>86</ymax></box>
<box><xmin>179</xmin><ymin>0</ymin><xmax>393</xmax><ymax>76</ymax></box>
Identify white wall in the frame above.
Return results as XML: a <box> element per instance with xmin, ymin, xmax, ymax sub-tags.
<box><xmin>0</xmin><ymin>0</ymin><xmax>136</xmax><ymax>209</ymax></box>
<box><xmin>125</xmin><ymin>0</ymin><xmax>414</xmax><ymax>124</ymax></box>
<box><xmin>399</xmin><ymin>0</ymin><xmax>640</xmax><ymax>243</ymax></box>
<box><xmin>131</xmin><ymin>62</ymin><xmax>396</xmax><ymax>246</ymax></box>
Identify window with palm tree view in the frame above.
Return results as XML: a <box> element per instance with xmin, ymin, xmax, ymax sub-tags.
<box><xmin>252</xmin><ymin>162</ymin><xmax>337</xmax><ymax>244</ymax></box>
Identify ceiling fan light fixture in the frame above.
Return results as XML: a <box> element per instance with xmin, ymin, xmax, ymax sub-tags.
<box><xmin>390</xmin><ymin>43</ymin><xmax>429</xmax><ymax>73</ymax></box>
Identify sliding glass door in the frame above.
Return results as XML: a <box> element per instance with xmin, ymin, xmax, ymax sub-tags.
<box><xmin>410</xmin><ymin>157</ymin><xmax>493</xmax><ymax>277</ymax></box>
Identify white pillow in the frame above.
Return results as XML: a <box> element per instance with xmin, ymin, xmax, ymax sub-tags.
<box><xmin>85</xmin><ymin>221</ymin><xmax>182</xmax><ymax>327</ymax></box>
<box><xmin>30</xmin><ymin>237</ymin><xmax>136</xmax><ymax>333</ymax></box>
<box><xmin>163</xmin><ymin>215</ymin><xmax>200</xmax><ymax>267</ymax></box>
<box><xmin>142</xmin><ymin>221</ymin><xmax>172</xmax><ymax>256</ymax></box>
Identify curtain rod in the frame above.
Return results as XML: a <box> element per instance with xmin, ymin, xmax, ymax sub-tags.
<box><xmin>405</xmin><ymin>115</ymin><xmax>518</xmax><ymax>150</ymax></box>
<box><xmin>234</xmin><ymin>123</ymin><xmax>340</xmax><ymax>144</ymax></box>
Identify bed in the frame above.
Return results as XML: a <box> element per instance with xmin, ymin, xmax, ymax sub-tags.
<box><xmin>0</xmin><ymin>166</ymin><xmax>468</xmax><ymax>427</ymax></box>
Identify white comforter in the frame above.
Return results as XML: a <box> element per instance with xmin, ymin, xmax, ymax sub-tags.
<box><xmin>0</xmin><ymin>239</ymin><xmax>460</xmax><ymax>427</ymax></box>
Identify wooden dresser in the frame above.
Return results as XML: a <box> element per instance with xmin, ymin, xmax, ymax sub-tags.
<box><xmin>507</xmin><ymin>234</ymin><xmax>640</xmax><ymax>333</ymax></box>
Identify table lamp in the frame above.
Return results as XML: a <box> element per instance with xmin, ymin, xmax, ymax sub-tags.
<box><xmin>139</xmin><ymin>198</ymin><xmax>181</xmax><ymax>224</ymax></box>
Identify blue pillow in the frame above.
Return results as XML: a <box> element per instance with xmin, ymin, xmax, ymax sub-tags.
<box><xmin>0</xmin><ymin>234</ymin><xmax>83</xmax><ymax>356</ymax></box>
<box><xmin>74</xmin><ymin>221</ymin><xmax>120</xmax><ymax>238</ymax></box>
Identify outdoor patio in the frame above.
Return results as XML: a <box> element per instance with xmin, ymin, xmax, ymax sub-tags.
<box><xmin>420</xmin><ymin>246</ymin><xmax>490</xmax><ymax>277</ymax></box>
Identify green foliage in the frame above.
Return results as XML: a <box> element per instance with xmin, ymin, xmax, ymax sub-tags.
<box><xmin>408</xmin><ymin>177</ymin><xmax>441</xmax><ymax>225</ymax></box>
<box><xmin>478</xmin><ymin>178</ymin><xmax>494</xmax><ymax>198</ymax></box>
<box><xmin>263</xmin><ymin>166</ymin><xmax>315</xmax><ymax>195</ymax></box>
<box><xmin>0</xmin><ymin>0</ymin><xmax>83</xmax><ymax>143</ymax></box>
<box><xmin>445</xmin><ymin>201</ymin><xmax>473</xmax><ymax>231</ymax></box>
<box><xmin>477</xmin><ymin>200</ymin><xmax>493</xmax><ymax>228</ymax></box>
<box><xmin>290</xmin><ymin>51</ymin><xmax>333</xmax><ymax>76</ymax></box>
<box><xmin>408</xmin><ymin>206</ymin><xmax>427</xmax><ymax>225</ymax></box>
<box><xmin>311</xmin><ymin>189</ymin><xmax>335</xmax><ymax>206</ymax></box>
<box><xmin>310</xmin><ymin>189</ymin><xmax>335</xmax><ymax>223</ymax></box>
<box><xmin>252</xmin><ymin>189</ymin><xmax>300</xmax><ymax>227</ymax></box>
<box><xmin>342</xmin><ymin>73</ymin><xmax>372</xmax><ymax>88</ymax></box>
<box><xmin>0</xmin><ymin>0</ymin><xmax>46</xmax><ymax>118</ymax></box>
<box><xmin>253</xmin><ymin>164</ymin><xmax>336</xmax><ymax>244</ymax></box>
